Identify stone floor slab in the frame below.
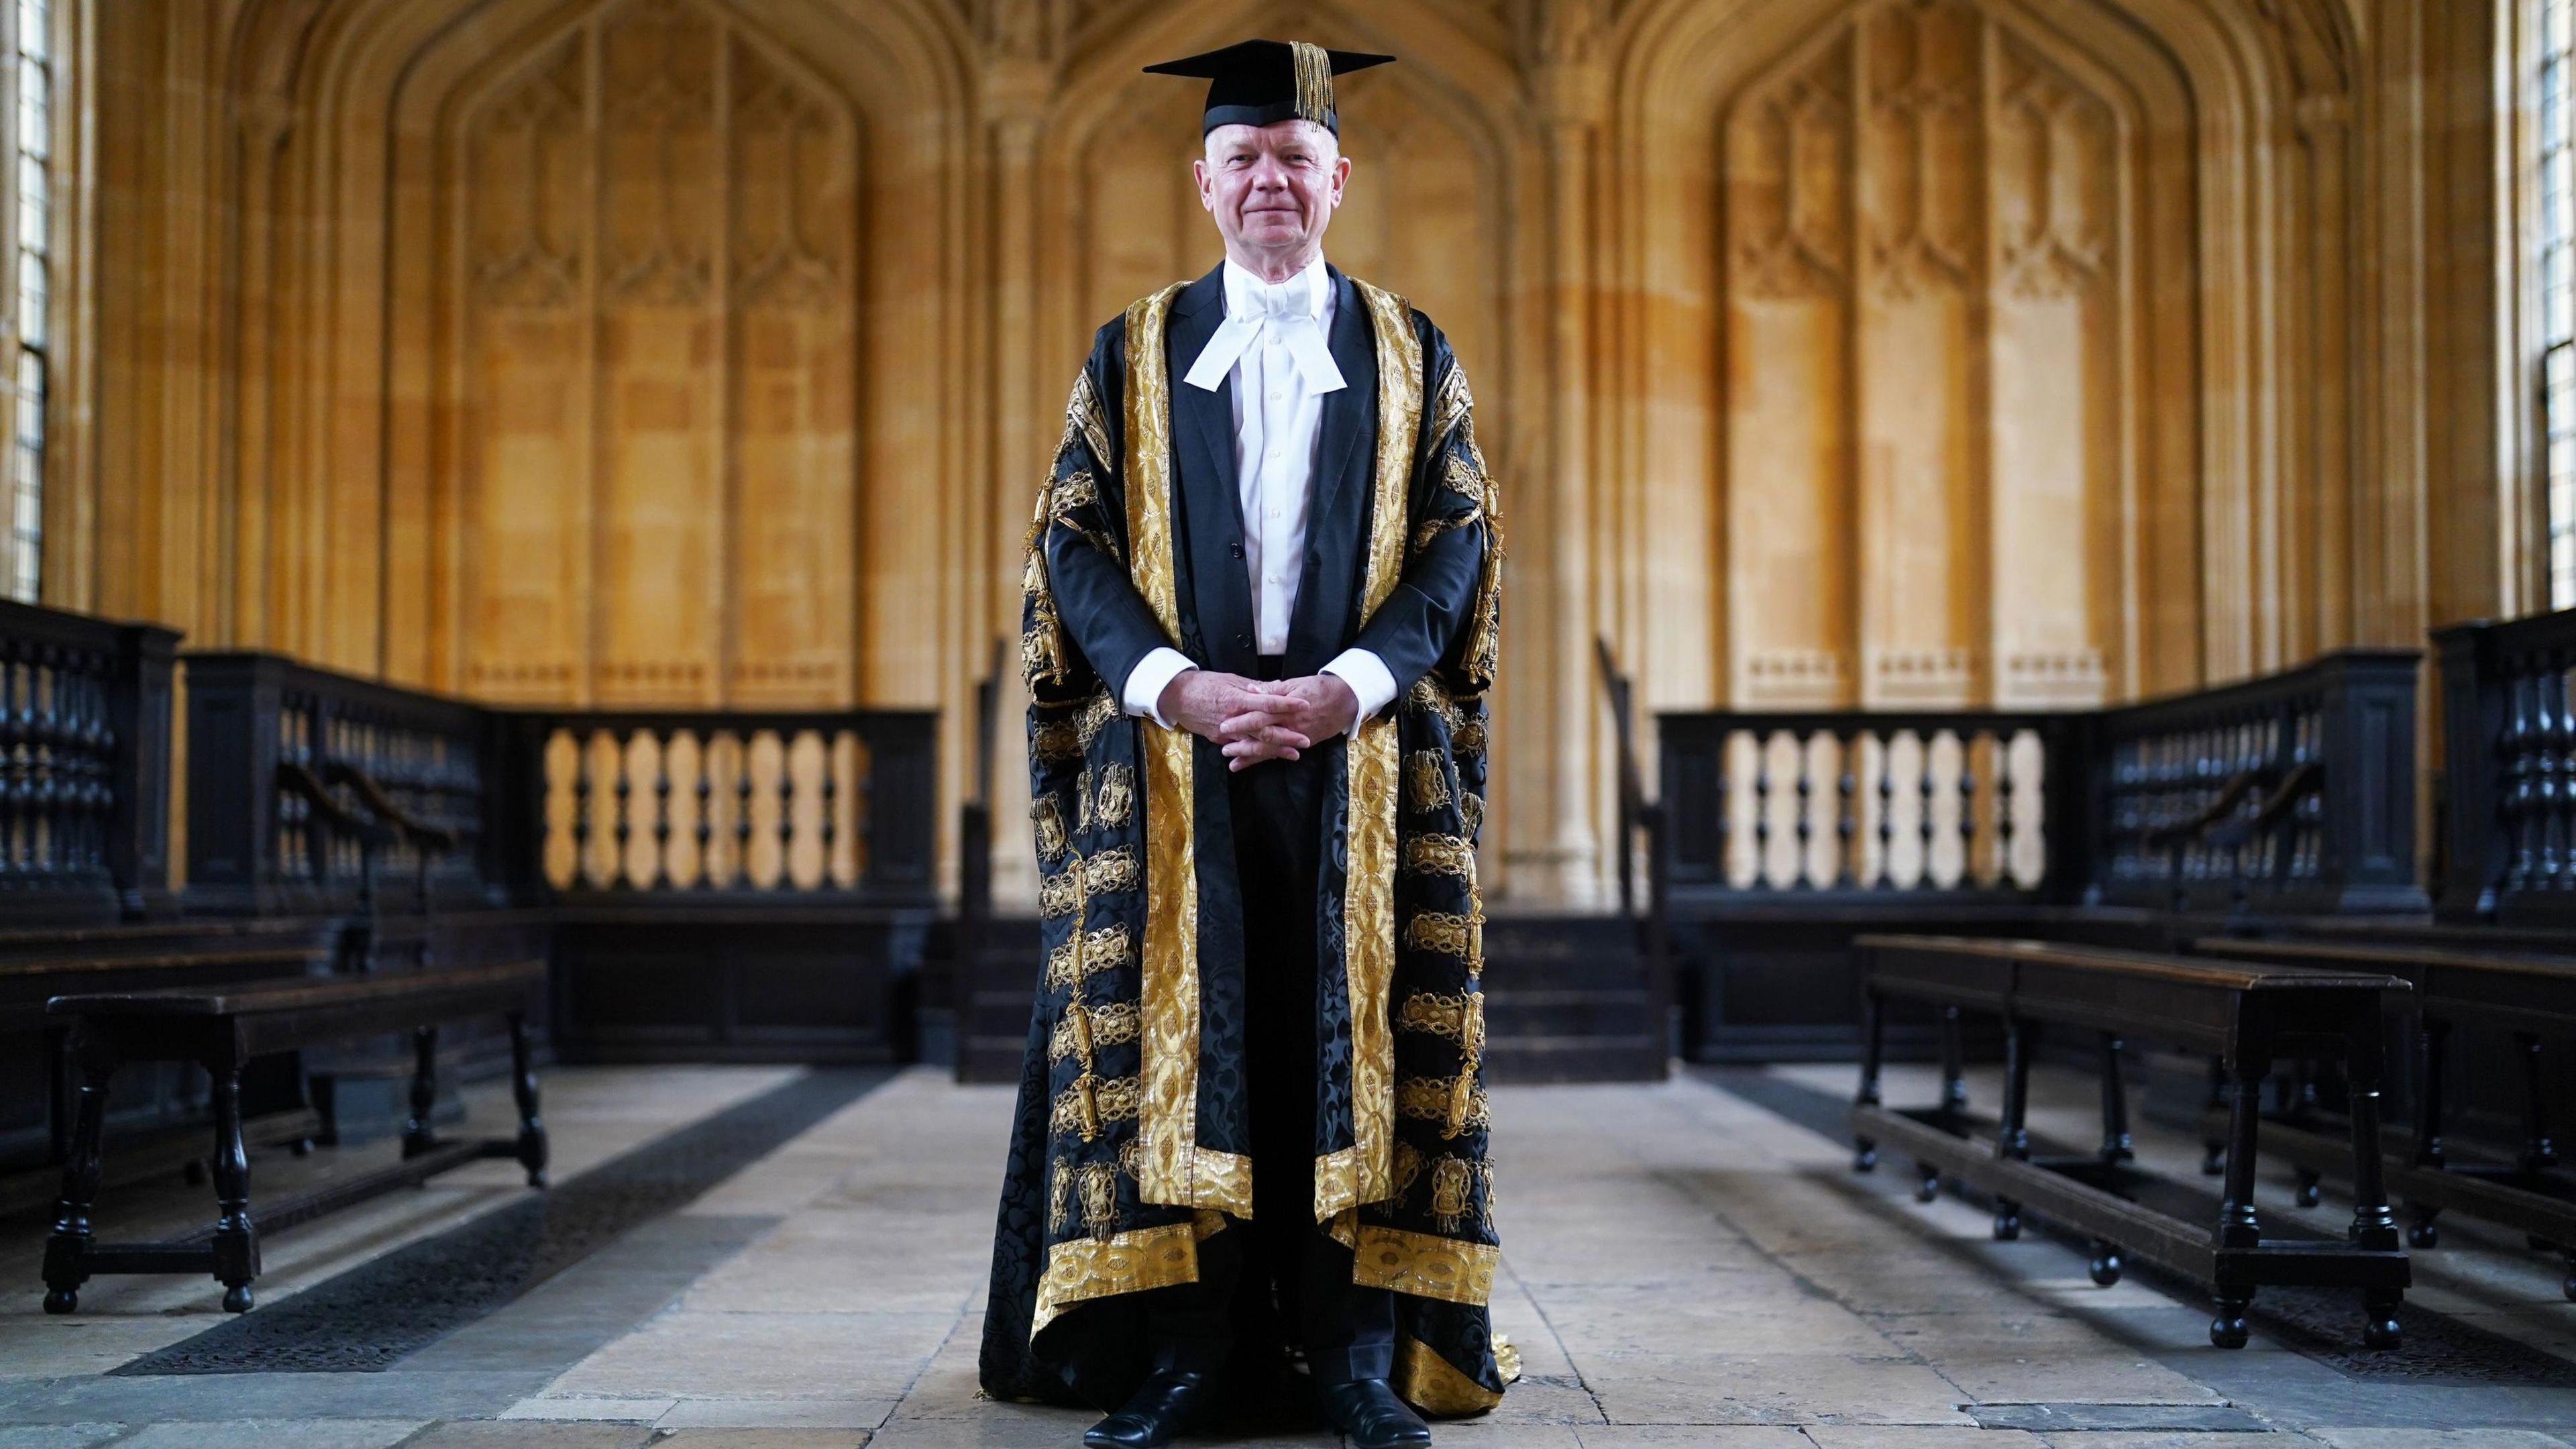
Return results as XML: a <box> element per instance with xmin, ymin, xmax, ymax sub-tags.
<box><xmin>110</xmin><ymin>1421</ymin><xmax>425</xmax><ymax>1449</ymax></box>
<box><xmin>652</xmin><ymin>1434</ymin><xmax>873</xmax><ymax>1449</ymax></box>
<box><xmin>0</xmin><ymin>1430</ymin><xmax>125</xmax><ymax>1449</ymax></box>
<box><xmin>655</xmin><ymin>1401</ymin><xmax>896</xmax><ymax>1430</ymax></box>
<box><xmin>402</xmin><ymin>1425</ymin><xmax>659</xmax><ymax>1449</ymax></box>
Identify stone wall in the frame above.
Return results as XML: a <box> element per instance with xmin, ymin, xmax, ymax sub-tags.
<box><xmin>35</xmin><ymin>0</ymin><xmax>2518</xmax><ymax>907</ymax></box>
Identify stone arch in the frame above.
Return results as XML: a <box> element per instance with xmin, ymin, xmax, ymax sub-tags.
<box><xmin>1604</xmin><ymin>0</ymin><xmax>2350</xmax><ymax>710</ymax></box>
<box><xmin>211</xmin><ymin>0</ymin><xmax>971</xmax><ymax>703</ymax></box>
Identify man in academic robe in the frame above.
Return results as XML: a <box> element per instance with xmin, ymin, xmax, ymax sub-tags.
<box><xmin>979</xmin><ymin>38</ymin><xmax>1511</xmax><ymax>1449</ymax></box>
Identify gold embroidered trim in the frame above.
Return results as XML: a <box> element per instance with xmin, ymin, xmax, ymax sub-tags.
<box><xmin>1049</xmin><ymin>1000</ymin><xmax>1142</xmax><ymax>1064</ymax></box>
<box><xmin>1096</xmin><ymin>763</ymin><xmax>1136</xmax><ymax>828</ymax></box>
<box><xmin>1393</xmin><ymin>1332</ymin><xmax>1505</xmax><ymax>1416</ymax></box>
<box><xmin>1045</xmin><ymin>924</ymin><xmax>1133</xmax><ymax>989</ymax></box>
<box><xmin>1429</xmin><ymin>352</ymin><xmax>1473</xmax><ymax>448</ymax></box>
<box><xmin>1049</xmin><ymin>1074</ymin><xmax>1141</xmax><ymax>1137</ymax></box>
<box><xmin>1032</xmin><ymin>1219</ymin><xmax>1201</xmax><ymax>1336</ymax></box>
<box><xmin>1402</xmin><ymin>836</ymin><xmax>1476</xmax><ymax>880</ymax></box>
<box><xmin>1397</xmin><ymin>1075</ymin><xmax>1491</xmax><ymax>1132</ymax></box>
<box><xmin>1405</xmin><ymin>910</ymin><xmax>1483</xmax><ymax>962</ymax></box>
<box><xmin>1068</xmin><ymin>367</ymin><xmax>1114</xmax><ymax>470</ymax></box>
<box><xmin>1460</xmin><ymin>792</ymin><xmax>1485</xmax><ymax>839</ymax></box>
<box><xmin>1352</xmin><ymin>1225</ymin><xmax>1498</xmax><ymax>1307</ymax></box>
<box><xmin>1034</xmin><ymin>719</ymin><xmax>1082</xmax><ymax>764</ymax></box>
<box><xmin>1040</xmin><ymin>848</ymin><xmax>1141</xmax><ymax>917</ymax></box>
<box><xmin>1032</xmin><ymin>795</ymin><xmax>1069</xmax><ymax>861</ymax></box>
<box><xmin>1439</xmin><ymin>447</ymin><xmax>1483</xmax><ymax>502</ymax></box>
<box><xmin>1407</xmin><ymin>677</ymin><xmax>1464</xmax><ymax>731</ymax></box>
<box><xmin>1122</xmin><ymin>282</ymin><xmax>1248</xmax><ymax>1220</ymax></box>
<box><xmin>1454</xmin><ymin>721</ymin><xmax>1487</xmax><ymax>757</ymax></box>
<box><xmin>1395</xmin><ymin>991</ymin><xmax>1486</xmax><ymax>1050</ymax></box>
<box><xmin>1406</xmin><ymin>751</ymin><xmax>1452</xmax><ymax>812</ymax></box>
<box><xmin>1318</xmin><ymin>280</ymin><xmax>1422</xmax><ymax>1224</ymax></box>
<box><xmin>1053</xmin><ymin>465</ymin><xmax>1099</xmax><ymax>512</ymax></box>
<box><xmin>1075</xmin><ymin>690</ymin><xmax>1118</xmax><ymax>747</ymax></box>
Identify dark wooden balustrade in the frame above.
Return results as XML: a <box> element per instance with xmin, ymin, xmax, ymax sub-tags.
<box><xmin>1658</xmin><ymin>649</ymin><xmax>2422</xmax><ymax>916</ymax></box>
<box><xmin>182</xmin><ymin>652</ymin><xmax>496</xmax><ymax>917</ymax></box>
<box><xmin>2436</xmin><ymin>608</ymin><xmax>2576</xmax><ymax>925</ymax></box>
<box><xmin>494</xmin><ymin>708</ymin><xmax>934</xmax><ymax>904</ymax></box>
<box><xmin>0</xmin><ymin>600</ymin><xmax>179</xmax><ymax>924</ymax></box>
<box><xmin>2094</xmin><ymin>648</ymin><xmax>2422</xmax><ymax>915</ymax></box>
<box><xmin>1658</xmin><ymin>708</ymin><xmax>2085</xmax><ymax>904</ymax></box>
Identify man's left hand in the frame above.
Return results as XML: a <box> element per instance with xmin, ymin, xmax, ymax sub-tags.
<box><xmin>1224</xmin><ymin>674</ymin><xmax>1359</xmax><ymax>769</ymax></box>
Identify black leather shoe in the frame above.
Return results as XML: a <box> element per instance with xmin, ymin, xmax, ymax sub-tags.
<box><xmin>1083</xmin><ymin>1369</ymin><xmax>1212</xmax><ymax>1449</ymax></box>
<box><xmin>1324</xmin><ymin>1377</ymin><xmax>1433</xmax><ymax>1449</ymax></box>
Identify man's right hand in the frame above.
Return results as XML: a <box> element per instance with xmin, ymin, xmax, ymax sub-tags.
<box><xmin>1158</xmin><ymin>669</ymin><xmax>1311</xmax><ymax>771</ymax></box>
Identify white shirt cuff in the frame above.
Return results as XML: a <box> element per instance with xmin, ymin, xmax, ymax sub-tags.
<box><xmin>1322</xmin><ymin>649</ymin><xmax>1398</xmax><ymax>721</ymax></box>
<box><xmin>1122</xmin><ymin>648</ymin><xmax>1197</xmax><ymax>729</ymax></box>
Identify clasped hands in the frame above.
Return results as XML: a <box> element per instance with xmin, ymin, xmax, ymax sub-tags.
<box><xmin>1157</xmin><ymin>669</ymin><xmax>1360</xmax><ymax>772</ymax></box>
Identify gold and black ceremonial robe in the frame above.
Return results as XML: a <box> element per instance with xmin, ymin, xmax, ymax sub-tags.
<box><xmin>979</xmin><ymin>265</ymin><xmax>1510</xmax><ymax>1416</ymax></box>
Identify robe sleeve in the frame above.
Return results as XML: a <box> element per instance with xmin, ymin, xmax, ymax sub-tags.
<box><xmin>1346</xmin><ymin>317</ymin><xmax>1495</xmax><ymax>702</ymax></box>
<box><xmin>1026</xmin><ymin>318</ymin><xmax>1178</xmax><ymax>707</ymax></box>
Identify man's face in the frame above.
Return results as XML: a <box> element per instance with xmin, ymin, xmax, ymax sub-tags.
<box><xmin>1194</xmin><ymin>119</ymin><xmax>1350</xmax><ymax>260</ymax></box>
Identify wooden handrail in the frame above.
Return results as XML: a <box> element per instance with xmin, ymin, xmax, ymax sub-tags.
<box><xmin>276</xmin><ymin>762</ymin><xmax>394</xmax><ymax>848</ymax></box>
<box><xmin>321</xmin><ymin>760</ymin><xmax>459</xmax><ymax>854</ymax></box>
<box><xmin>2141</xmin><ymin>761</ymin><xmax>2322</xmax><ymax>850</ymax></box>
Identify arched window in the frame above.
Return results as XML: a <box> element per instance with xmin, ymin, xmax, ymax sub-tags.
<box><xmin>2543</xmin><ymin>0</ymin><xmax>2576</xmax><ymax>606</ymax></box>
<box><xmin>1</xmin><ymin>0</ymin><xmax>46</xmax><ymax>604</ymax></box>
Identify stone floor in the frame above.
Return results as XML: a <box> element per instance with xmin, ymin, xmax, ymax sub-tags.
<box><xmin>2</xmin><ymin>1057</ymin><xmax>2573</xmax><ymax>1449</ymax></box>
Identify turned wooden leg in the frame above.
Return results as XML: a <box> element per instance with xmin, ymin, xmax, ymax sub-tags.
<box><xmin>2216</xmin><ymin>1057</ymin><xmax>2267</xmax><ymax>1250</ymax></box>
<box><xmin>2098</xmin><ymin>1032</ymin><xmax>2133</xmax><ymax>1163</ymax></box>
<box><xmin>2294</xmin><ymin>1168</ymin><xmax>2322</xmax><ymax>1208</ymax></box>
<box><xmin>40</xmin><ymin>1032</ymin><xmax>115</xmax><ymax>1316</ymax></box>
<box><xmin>2210</xmin><ymin>1288</ymin><xmax>2254</xmax><ymax>1348</ymax></box>
<box><xmin>2345</xmin><ymin>1004</ymin><xmax>2400</xmax><ymax>1251</ymax></box>
<box><xmin>1939</xmin><ymin>1005</ymin><xmax>1969</xmax><ymax>1118</ymax></box>
<box><xmin>2414</xmin><ymin>1018</ymin><xmax>2449</xmax><ymax>1169</ymax></box>
<box><xmin>1994</xmin><ymin>1018</ymin><xmax>2033</xmax><ymax>1241</ymax></box>
<box><xmin>207</xmin><ymin>1061</ymin><xmax>259</xmax><ymax>1313</ymax></box>
<box><xmin>2087</xmin><ymin>1239</ymin><xmax>2123</xmax><ymax>1287</ymax></box>
<box><xmin>402</xmin><ymin>1024</ymin><xmax>439</xmax><ymax>1159</ymax></box>
<box><xmin>2518</xmin><ymin>1032</ymin><xmax>2557</xmax><ymax>1174</ymax></box>
<box><xmin>508</xmin><ymin>1012</ymin><xmax>548</xmax><ymax>1189</ymax></box>
<box><xmin>2201</xmin><ymin>1055</ymin><xmax>2228</xmax><ymax>1176</ymax></box>
<box><xmin>2362</xmin><ymin>1289</ymin><xmax>2403</xmax><ymax>1350</ymax></box>
<box><xmin>2407</xmin><ymin>1203</ymin><xmax>2441</xmax><ymax>1250</ymax></box>
<box><xmin>1914</xmin><ymin>1161</ymin><xmax>1941</xmax><ymax>1202</ymax></box>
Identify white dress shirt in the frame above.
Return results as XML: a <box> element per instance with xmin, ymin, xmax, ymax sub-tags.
<box><xmin>1121</xmin><ymin>256</ymin><xmax>1398</xmax><ymax>729</ymax></box>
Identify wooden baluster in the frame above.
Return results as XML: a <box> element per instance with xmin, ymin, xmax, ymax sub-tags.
<box><xmin>2507</xmin><ymin>664</ymin><xmax>2540</xmax><ymax>893</ymax></box>
<box><xmin>611</xmin><ymin>731</ymin><xmax>633</xmax><ymax>890</ymax></box>
<box><xmin>653</xmin><ymin>731</ymin><xmax>672</xmax><ymax>890</ymax></box>
<box><xmin>2551</xmin><ymin>653</ymin><xmax>2575</xmax><ymax>890</ymax></box>
<box><xmin>1794</xmin><ymin>731</ymin><xmax>1815</xmax><ymax>888</ymax></box>
<box><xmin>1711</xmin><ymin>733</ymin><xmax>1731</xmax><ymax>889</ymax></box>
<box><xmin>777</xmin><ymin>731</ymin><xmax>800</xmax><ymax>890</ymax></box>
<box><xmin>1876</xmin><ymin>731</ymin><xmax>1896</xmax><ymax>890</ymax></box>
<box><xmin>1919</xmin><ymin>729</ymin><xmax>1937</xmax><ymax>891</ymax></box>
<box><xmin>0</xmin><ymin>645</ymin><xmax>17</xmax><ymax>887</ymax></box>
<box><xmin>1996</xmin><ymin>733</ymin><xmax>2019</xmax><ymax>888</ymax></box>
<box><xmin>570</xmin><ymin>731</ymin><xmax>593</xmax><ymax>890</ymax></box>
<box><xmin>820</xmin><ymin>731</ymin><xmax>841</xmax><ymax>888</ymax></box>
<box><xmin>1955</xmin><ymin>732</ymin><xmax>1976</xmax><ymax>890</ymax></box>
<box><xmin>736</xmin><ymin>733</ymin><xmax>757</xmax><ymax>887</ymax></box>
<box><xmin>1835</xmin><ymin>733</ymin><xmax>1856</xmax><ymax>888</ymax></box>
<box><xmin>1752</xmin><ymin>732</ymin><xmax>1773</xmax><ymax>887</ymax></box>
<box><xmin>694</xmin><ymin>731</ymin><xmax>715</xmax><ymax>888</ymax></box>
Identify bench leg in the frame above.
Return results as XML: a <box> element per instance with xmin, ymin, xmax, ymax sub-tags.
<box><xmin>2414</xmin><ymin>1018</ymin><xmax>2449</xmax><ymax>1170</ymax></box>
<box><xmin>2200</xmin><ymin>1056</ymin><xmax>2228</xmax><ymax>1176</ymax></box>
<box><xmin>2217</xmin><ymin>1058</ymin><xmax>2266</xmax><ymax>1250</ymax></box>
<box><xmin>41</xmin><ymin>1035</ymin><xmax>115</xmax><ymax>1315</ymax></box>
<box><xmin>208</xmin><ymin>1063</ymin><xmax>258</xmax><ymax>1313</ymax></box>
<box><xmin>2345</xmin><ymin>1006</ymin><xmax>2400</xmax><ymax>1252</ymax></box>
<box><xmin>2363</xmin><ymin>1289</ymin><xmax>2403</xmax><ymax>1350</ymax></box>
<box><xmin>2098</xmin><ymin>1032</ymin><xmax>2133</xmax><ymax>1164</ymax></box>
<box><xmin>2210</xmin><ymin>1286</ymin><xmax>2254</xmax><ymax>1349</ymax></box>
<box><xmin>2517</xmin><ymin>1032</ymin><xmax>2557</xmax><ymax>1175</ymax></box>
<box><xmin>2406</xmin><ymin>1202</ymin><xmax>2442</xmax><ymax>1250</ymax></box>
<box><xmin>2087</xmin><ymin>1239</ymin><xmax>2123</xmax><ymax>1287</ymax></box>
<box><xmin>508</xmin><ymin>1012</ymin><xmax>548</xmax><ymax>1189</ymax></box>
<box><xmin>1993</xmin><ymin>1019</ymin><xmax>2032</xmax><ymax>1241</ymax></box>
<box><xmin>1939</xmin><ymin>1006</ymin><xmax>1968</xmax><ymax>1119</ymax></box>
<box><xmin>1854</xmin><ymin>991</ymin><xmax>1883</xmax><ymax>1173</ymax></box>
<box><xmin>403</xmin><ymin>1026</ymin><xmax>438</xmax><ymax>1160</ymax></box>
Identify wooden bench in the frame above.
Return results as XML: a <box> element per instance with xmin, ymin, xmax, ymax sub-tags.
<box><xmin>40</xmin><ymin>958</ymin><xmax>548</xmax><ymax>1314</ymax></box>
<box><xmin>1849</xmin><ymin>934</ymin><xmax>2413</xmax><ymax>1348</ymax></box>
<box><xmin>2190</xmin><ymin>934</ymin><xmax>2576</xmax><ymax>1299</ymax></box>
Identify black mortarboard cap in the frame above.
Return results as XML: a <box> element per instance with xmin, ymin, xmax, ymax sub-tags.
<box><xmin>1143</xmin><ymin>39</ymin><xmax>1394</xmax><ymax>136</ymax></box>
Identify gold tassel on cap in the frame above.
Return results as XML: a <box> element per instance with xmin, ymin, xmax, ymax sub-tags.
<box><xmin>1290</xmin><ymin>40</ymin><xmax>1334</xmax><ymax>125</ymax></box>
